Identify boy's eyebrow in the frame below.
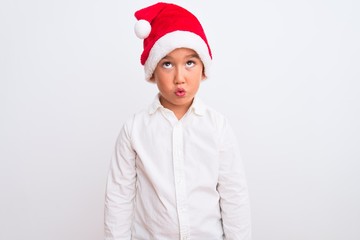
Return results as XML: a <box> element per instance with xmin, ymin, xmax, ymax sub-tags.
<box><xmin>188</xmin><ymin>53</ymin><xmax>200</xmax><ymax>59</ymax></box>
<box><xmin>161</xmin><ymin>53</ymin><xmax>200</xmax><ymax>60</ymax></box>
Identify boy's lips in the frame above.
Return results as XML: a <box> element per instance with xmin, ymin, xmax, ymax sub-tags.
<box><xmin>175</xmin><ymin>88</ymin><xmax>186</xmax><ymax>97</ymax></box>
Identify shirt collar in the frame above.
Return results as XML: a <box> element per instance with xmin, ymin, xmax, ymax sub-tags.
<box><xmin>148</xmin><ymin>94</ymin><xmax>163</xmax><ymax>115</ymax></box>
<box><xmin>190</xmin><ymin>96</ymin><xmax>206</xmax><ymax>116</ymax></box>
<box><xmin>148</xmin><ymin>94</ymin><xmax>206</xmax><ymax>116</ymax></box>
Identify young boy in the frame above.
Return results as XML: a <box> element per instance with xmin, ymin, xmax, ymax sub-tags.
<box><xmin>105</xmin><ymin>2</ymin><xmax>251</xmax><ymax>239</ymax></box>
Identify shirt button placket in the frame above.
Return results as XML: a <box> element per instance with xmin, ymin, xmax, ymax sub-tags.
<box><xmin>172</xmin><ymin>122</ymin><xmax>190</xmax><ymax>239</ymax></box>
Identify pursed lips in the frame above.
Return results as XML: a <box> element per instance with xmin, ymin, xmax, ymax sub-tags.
<box><xmin>175</xmin><ymin>88</ymin><xmax>186</xmax><ymax>97</ymax></box>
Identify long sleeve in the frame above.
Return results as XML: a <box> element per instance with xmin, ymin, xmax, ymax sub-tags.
<box><xmin>217</xmin><ymin>119</ymin><xmax>252</xmax><ymax>240</ymax></box>
<box><xmin>104</xmin><ymin>121</ymin><xmax>136</xmax><ymax>240</ymax></box>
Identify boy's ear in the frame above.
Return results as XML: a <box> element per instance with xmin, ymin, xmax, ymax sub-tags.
<box><xmin>201</xmin><ymin>69</ymin><xmax>206</xmax><ymax>80</ymax></box>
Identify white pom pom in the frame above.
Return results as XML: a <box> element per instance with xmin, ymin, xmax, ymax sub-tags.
<box><xmin>134</xmin><ymin>20</ymin><xmax>151</xmax><ymax>39</ymax></box>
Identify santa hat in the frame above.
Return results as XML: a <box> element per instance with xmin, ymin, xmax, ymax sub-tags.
<box><xmin>134</xmin><ymin>2</ymin><xmax>212</xmax><ymax>81</ymax></box>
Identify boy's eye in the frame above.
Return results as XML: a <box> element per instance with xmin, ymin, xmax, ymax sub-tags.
<box><xmin>162</xmin><ymin>62</ymin><xmax>173</xmax><ymax>69</ymax></box>
<box><xmin>186</xmin><ymin>60</ymin><xmax>195</xmax><ymax>68</ymax></box>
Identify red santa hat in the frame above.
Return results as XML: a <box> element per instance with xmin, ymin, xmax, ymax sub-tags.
<box><xmin>134</xmin><ymin>2</ymin><xmax>212</xmax><ymax>81</ymax></box>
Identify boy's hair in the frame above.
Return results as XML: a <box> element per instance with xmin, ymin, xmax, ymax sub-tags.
<box><xmin>134</xmin><ymin>2</ymin><xmax>212</xmax><ymax>81</ymax></box>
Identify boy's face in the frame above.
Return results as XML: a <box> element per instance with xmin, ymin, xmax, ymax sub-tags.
<box><xmin>150</xmin><ymin>48</ymin><xmax>205</xmax><ymax>114</ymax></box>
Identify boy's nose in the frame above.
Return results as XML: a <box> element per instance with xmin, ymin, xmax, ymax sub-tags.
<box><xmin>174</xmin><ymin>68</ymin><xmax>185</xmax><ymax>85</ymax></box>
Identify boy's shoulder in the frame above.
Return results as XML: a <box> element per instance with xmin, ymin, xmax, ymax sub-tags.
<box><xmin>115</xmin><ymin>106</ymin><xmax>148</xmax><ymax>141</ymax></box>
<box><xmin>121</xmin><ymin>104</ymin><xmax>149</xmax><ymax>125</ymax></box>
<box><xmin>196</xmin><ymin>98</ymin><xmax>230</xmax><ymax>124</ymax></box>
<box><xmin>202</xmin><ymin>102</ymin><xmax>225</xmax><ymax>117</ymax></box>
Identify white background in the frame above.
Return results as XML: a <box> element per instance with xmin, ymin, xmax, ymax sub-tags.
<box><xmin>1</xmin><ymin>0</ymin><xmax>359</xmax><ymax>239</ymax></box>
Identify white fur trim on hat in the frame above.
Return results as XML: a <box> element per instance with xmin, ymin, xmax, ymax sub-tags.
<box><xmin>144</xmin><ymin>30</ymin><xmax>212</xmax><ymax>81</ymax></box>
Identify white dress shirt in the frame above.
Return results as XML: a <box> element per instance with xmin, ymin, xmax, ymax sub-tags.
<box><xmin>105</xmin><ymin>95</ymin><xmax>251</xmax><ymax>240</ymax></box>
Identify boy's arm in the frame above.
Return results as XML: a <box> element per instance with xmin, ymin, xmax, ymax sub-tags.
<box><xmin>104</xmin><ymin>122</ymin><xmax>136</xmax><ymax>240</ymax></box>
<box><xmin>217</xmin><ymin>120</ymin><xmax>252</xmax><ymax>240</ymax></box>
